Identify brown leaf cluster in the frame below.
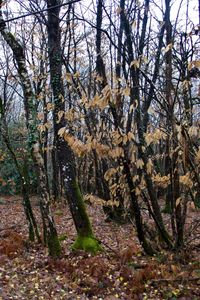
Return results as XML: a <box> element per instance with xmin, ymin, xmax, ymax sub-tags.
<box><xmin>0</xmin><ymin>230</ymin><xmax>24</xmax><ymax>258</ymax></box>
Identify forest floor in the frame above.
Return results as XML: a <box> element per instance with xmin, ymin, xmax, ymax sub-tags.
<box><xmin>0</xmin><ymin>196</ymin><xmax>200</xmax><ymax>300</ymax></box>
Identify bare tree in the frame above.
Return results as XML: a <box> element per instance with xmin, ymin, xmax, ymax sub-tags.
<box><xmin>0</xmin><ymin>2</ymin><xmax>61</xmax><ymax>257</ymax></box>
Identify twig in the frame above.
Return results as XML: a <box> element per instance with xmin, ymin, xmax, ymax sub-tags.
<box><xmin>95</xmin><ymin>237</ymin><xmax>120</xmax><ymax>257</ymax></box>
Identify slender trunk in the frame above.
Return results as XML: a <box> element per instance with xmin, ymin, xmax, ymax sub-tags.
<box><xmin>51</xmin><ymin>146</ymin><xmax>60</xmax><ymax>201</ymax></box>
<box><xmin>0</xmin><ymin>10</ymin><xmax>61</xmax><ymax>257</ymax></box>
<box><xmin>0</xmin><ymin>111</ymin><xmax>40</xmax><ymax>243</ymax></box>
<box><xmin>123</xmin><ymin>159</ymin><xmax>156</xmax><ymax>255</ymax></box>
<box><xmin>164</xmin><ymin>0</ymin><xmax>173</xmax><ymax>213</ymax></box>
<box><xmin>172</xmin><ymin>125</ymin><xmax>184</xmax><ymax>248</ymax></box>
<box><xmin>95</xmin><ymin>0</ymin><xmax>154</xmax><ymax>253</ymax></box>
<box><xmin>120</xmin><ymin>1</ymin><xmax>173</xmax><ymax>249</ymax></box>
<box><xmin>22</xmin><ymin>184</ymin><xmax>41</xmax><ymax>242</ymax></box>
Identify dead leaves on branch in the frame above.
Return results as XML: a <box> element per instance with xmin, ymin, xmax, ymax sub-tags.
<box><xmin>144</xmin><ymin>128</ymin><xmax>167</xmax><ymax>146</ymax></box>
<box><xmin>84</xmin><ymin>194</ymin><xmax>120</xmax><ymax>208</ymax></box>
<box><xmin>58</xmin><ymin>127</ymin><xmax>125</xmax><ymax>159</ymax></box>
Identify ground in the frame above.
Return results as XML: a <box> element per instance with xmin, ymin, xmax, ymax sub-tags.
<box><xmin>0</xmin><ymin>196</ymin><xmax>200</xmax><ymax>300</ymax></box>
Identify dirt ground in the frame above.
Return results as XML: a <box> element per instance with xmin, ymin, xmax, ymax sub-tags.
<box><xmin>0</xmin><ymin>196</ymin><xmax>200</xmax><ymax>300</ymax></box>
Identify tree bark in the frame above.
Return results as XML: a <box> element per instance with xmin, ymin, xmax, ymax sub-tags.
<box><xmin>94</xmin><ymin>0</ymin><xmax>155</xmax><ymax>254</ymax></box>
<box><xmin>46</xmin><ymin>0</ymin><xmax>101</xmax><ymax>253</ymax></box>
<box><xmin>0</xmin><ymin>7</ymin><xmax>61</xmax><ymax>257</ymax></box>
<box><xmin>0</xmin><ymin>107</ymin><xmax>40</xmax><ymax>243</ymax></box>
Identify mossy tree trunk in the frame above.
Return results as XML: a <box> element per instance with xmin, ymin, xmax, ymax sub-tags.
<box><xmin>47</xmin><ymin>0</ymin><xmax>101</xmax><ymax>254</ymax></box>
<box><xmin>0</xmin><ymin>7</ymin><xmax>61</xmax><ymax>257</ymax></box>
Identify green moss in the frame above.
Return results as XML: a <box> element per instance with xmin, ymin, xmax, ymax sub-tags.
<box><xmin>69</xmin><ymin>181</ymin><xmax>102</xmax><ymax>255</ymax></box>
<box><xmin>162</xmin><ymin>205</ymin><xmax>172</xmax><ymax>214</ymax></box>
<box><xmin>58</xmin><ymin>233</ymin><xmax>68</xmax><ymax>242</ymax></box>
<box><xmin>72</xmin><ymin>181</ymin><xmax>93</xmax><ymax>236</ymax></box>
<box><xmin>72</xmin><ymin>236</ymin><xmax>103</xmax><ymax>255</ymax></box>
<box><xmin>0</xmin><ymin>199</ymin><xmax>6</xmax><ymax>205</ymax></box>
<box><xmin>47</xmin><ymin>233</ymin><xmax>62</xmax><ymax>257</ymax></box>
<box><xmin>55</xmin><ymin>209</ymin><xmax>63</xmax><ymax>216</ymax></box>
<box><xmin>28</xmin><ymin>224</ymin><xmax>35</xmax><ymax>242</ymax></box>
<box><xmin>194</xmin><ymin>197</ymin><xmax>200</xmax><ymax>208</ymax></box>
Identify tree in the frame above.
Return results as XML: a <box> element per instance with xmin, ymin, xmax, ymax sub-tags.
<box><xmin>0</xmin><ymin>93</ymin><xmax>40</xmax><ymax>242</ymax></box>
<box><xmin>0</xmin><ymin>0</ymin><xmax>199</xmax><ymax>257</ymax></box>
<box><xmin>0</xmin><ymin>2</ymin><xmax>61</xmax><ymax>257</ymax></box>
<box><xmin>46</xmin><ymin>0</ymin><xmax>101</xmax><ymax>253</ymax></box>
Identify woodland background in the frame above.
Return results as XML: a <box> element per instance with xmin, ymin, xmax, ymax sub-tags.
<box><xmin>0</xmin><ymin>0</ymin><xmax>200</xmax><ymax>299</ymax></box>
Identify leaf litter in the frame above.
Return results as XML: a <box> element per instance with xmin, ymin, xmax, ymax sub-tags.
<box><xmin>0</xmin><ymin>196</ymin><xmax>200</xmax><ymax>299</ymax></box>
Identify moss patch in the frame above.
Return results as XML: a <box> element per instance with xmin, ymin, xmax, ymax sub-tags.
<box><xmin>28</xmin><ymin>225</ymin><xmax>35</xmax><ymax>242</ymax></box>
<box><xmin>47</xmin><ymin>233</ymin><xmax>62</xmax><ymax>257</ymax></box>
<box><xmin>72</xmin><ymin>181</ymin><xmax>93</xmax><ymax>237</ymax></box>
<box><xmin>55</xmin><ymin>209</ymin><xmax>63</xmax><ymax>216</ymax></box>
<box><xmin>162</xmin><ymin>205</ymin><xmax>172</xmax><ymax>214</ymax></box>
<box><xmin>58</xmin><ymin>233</ymin><xmax>68</xmax><ymax>242</ymax></box>
<box><xmin>194</xmin><ymin>198</ymin><xmax>200</xmax><ymax>208</ymax></box>
<box><xmin>72</xmin><ymin>236</ymin><xmax>103</xmax><ymax>255</ymax></box>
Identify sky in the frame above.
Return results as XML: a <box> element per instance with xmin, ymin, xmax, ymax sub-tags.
<box><xmin>3</xmin><ymin>0</ymin><xmax>199</xmax><ymax>28</ymax></box>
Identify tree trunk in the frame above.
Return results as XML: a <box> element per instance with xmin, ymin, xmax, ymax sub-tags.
<box><xmin>46</xmin><ymin>0</ymin><xmax>101</xmax><ymax>253</ymax></box>
<box><xmin>0</xmin><ymin>115</ymin><xmax>40</xmax><ymax>243</ymax></box>
<box><xmin>95</xmin><ymin>0</ymin><xmax>155</xmax><ymax>253</ymax></box>
<box><xmin>120</xmin><ymin>0</ymin><xmax>173</xmax><ymax>249</ymax></box>
<box><xmin>0</xmin><ymin>8</ymin><xmax>61</xmax><ymax>257</ymax></box>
